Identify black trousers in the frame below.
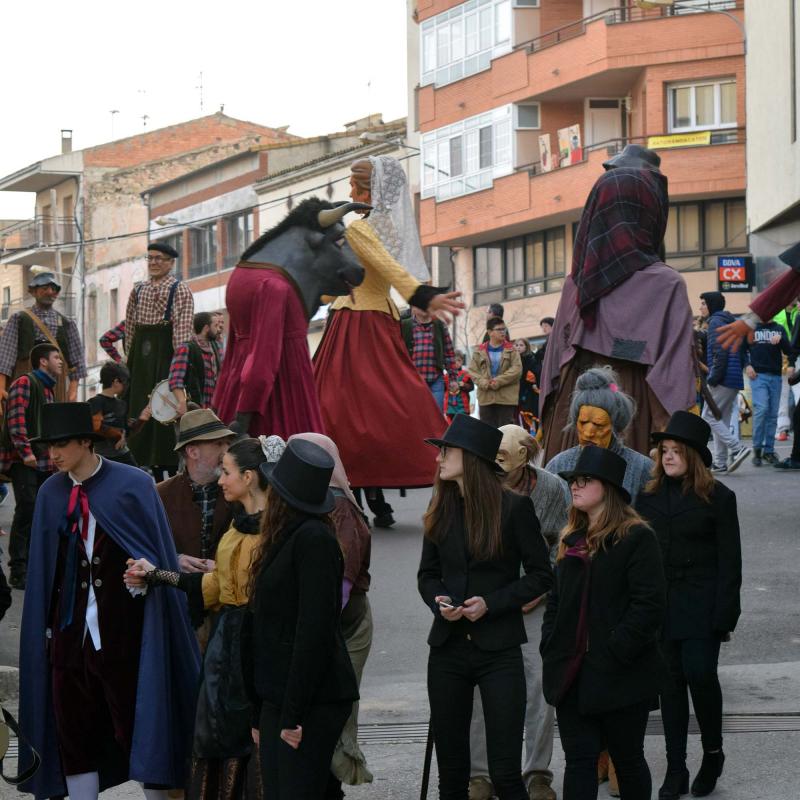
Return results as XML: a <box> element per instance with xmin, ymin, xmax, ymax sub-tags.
<box><xmin>556</xmin><ymin>687</ymin><xmax>651</xmax><ymax>800</ymax></box>
<box><xmin>8</xmin><ymin>463</ymin><xmax>49</xmax><ymax>578</ymax></box>
<box><xmin>428</xmin><ymin>635</ymin><xmax>527</xmax><ymax>800</ymax></box>
<box><xmin>791</xmin><ymin>398</ymin><xmax>800</xmax><ymax>461</ymax></box>
<box><xmin>660</xmin><ymin>638</ymin><xmax>723</xmax><ymax>763</ymax></box>
<box><xmin>478</xmin><ymin>404</ymin><xmax>517</xmax><ymax>428</ymax></box>
<box><xmin>259</xmin><ymin>700</ymin><xmax>351</xmax><ymax>800</ymax></box>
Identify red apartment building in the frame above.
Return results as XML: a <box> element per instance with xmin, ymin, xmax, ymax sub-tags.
<box><xmin>411</xmin><ymin>0</ymin><xmax>747</xmax><ymax>346</ymax></box>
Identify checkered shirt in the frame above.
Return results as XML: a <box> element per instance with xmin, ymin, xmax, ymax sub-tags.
<box><xmin>0</xmin><ymin>304</ymin><xmax>87</xmax><ymax>379</ymax></box>
<box><xmin>190</xmin><ymin>479</ymin><xmax>219</xmax><ymax>559</ymax></box>
<box><xmin>410</xmin><ymin>319</ymin><xmax>457</xmax><ymax>385</ymax></box>
<box><xmin>99</xmin><ymin>321</ymin><xmax>126</xmax><ymax>363</ymax></box>
<box><xmin>0</xmin><ymin>374</ymin><xmax>55</xmax><ymax>472</ymax></box>
<box><xmin>168</xmin><ymin>336</ymin><xmax>218</xmax><ymax>408</ymax></box>
<box><xmin>124</xmin><ymin>275</ymin><xmax>194</xmax><ymax>353</ymax></box>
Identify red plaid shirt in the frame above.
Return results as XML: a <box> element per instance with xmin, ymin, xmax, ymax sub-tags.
<box><xmin>124</xmin><ymin>274</ymin><xmax>194</xmax><ymax>353</ymax></box>
<box><xmin>99</xmin><ymin>320</ymin><xmax>126</xmax><ymax>363</ymax></box>
<box><xmin>0</xmin><ymin>374</ymin><xmax>55</xmax><ymax>472</ymax></box>
<box><xmin>410</xmin><ymin>319</ymin><xmax>457</xmax><ymax>385</ymax></box>
<box><xmin>168</xmin><ymin>336</ymin><xmax>218</xmax><ymax>408</ymax></box>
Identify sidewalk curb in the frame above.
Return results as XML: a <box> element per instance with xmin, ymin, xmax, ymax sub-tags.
<box><xmin>0</xmin><ymin>665</ymin><xmax>19</xmax><ymax>701</ymax></box>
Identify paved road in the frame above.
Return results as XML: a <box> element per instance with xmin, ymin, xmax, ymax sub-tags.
<box><xmin>1</xmin><ymin>440</ymin><xmax>799</xmax><ymax>799</ymax></box>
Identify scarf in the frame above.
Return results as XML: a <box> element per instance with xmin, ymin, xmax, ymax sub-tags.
<box><xmin>571</xmin><ymin>168</ymin><xmax>668</xmax><ymax>330</ymax></box>
<box><xmin>32</xmin><ymin>368</ymin><xmax>56</xmax><ymax>389</ymax></box>
<box><xmin>58</xmin><ymin>484</ymin><xmax>90</xmax><ymax>629</ymax></box>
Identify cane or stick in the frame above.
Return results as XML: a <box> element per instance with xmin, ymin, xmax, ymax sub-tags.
<box><xmin>420</xmin><ymin>720</ymin><xmax>434</xmax><ymax>800</ymax></box>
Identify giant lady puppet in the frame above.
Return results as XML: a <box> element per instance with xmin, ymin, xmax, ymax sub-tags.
<box><xmin>314</xmin><ymin>155</ymin><xmax>462</xmax><ymax>489</ymax></box>
<box><xmin>540</xmin><ymin>146</ymin><xmax>696</xmax><ymax>461</ymax></box>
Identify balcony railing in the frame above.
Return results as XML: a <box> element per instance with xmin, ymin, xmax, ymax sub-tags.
<box><xmin>519</xmin><ymin>127</ymin><xmax>745</xmax><ymax>178</ymax></box>
<box><xmin>0</xmin><ymin>216</ymin><xmax>78</xmax><ymax>250</ymax></box>
<box><xmin>514</xmin><ymin>0</ymin><xmax>743</xmax><ymax>55</ymax></box>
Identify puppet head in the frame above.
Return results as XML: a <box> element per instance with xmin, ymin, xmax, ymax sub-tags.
<box><xmin>568</xmin><ymin>366</ymin><xmax>635</xmax><ymax>449</ymax></box>
<box><xmin>496</xmin><ymin>424</ymin><xmax>540</xmax><ymax>473</ymax></box>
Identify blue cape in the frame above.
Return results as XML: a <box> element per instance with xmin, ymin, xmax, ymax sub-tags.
<box><xmin>18</xmin><ymin>459</ymin><xmax>200</xmax><ymax>798</ymax></box>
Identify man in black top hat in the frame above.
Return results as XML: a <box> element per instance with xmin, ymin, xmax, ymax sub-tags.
<box><xmin>124</xmin><ymin>241</ymin><xmax>194</xmax><ymax>478</ymax></box>
<box><xmin>0</xmin><ymin>268</ymin><xmax>86</xmax><ymax>403</ymax></box>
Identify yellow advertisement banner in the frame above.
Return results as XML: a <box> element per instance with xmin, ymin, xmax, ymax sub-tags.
<box><xmin>647</xmin><ymin>131</ymin><xmax>712</xmax><ymax>149</ymax></box>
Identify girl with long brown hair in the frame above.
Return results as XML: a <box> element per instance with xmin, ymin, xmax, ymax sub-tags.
<box><xmin>541</xmin><ymin>445</ymin><xmax>666</xmax><ymax>800</ymax></box>
<box><xmin>417</xmin><ymin>414</ymin><xmax>552</xmax><ymax>800</ymax></box>
<box><xmin>635</xmin><ymin>412</ymin><xmax>741</xmax><ymax>799</ymax></box>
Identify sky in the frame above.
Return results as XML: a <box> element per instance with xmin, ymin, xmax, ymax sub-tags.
<box><xmin>0</xmin><ymin>0</ymin><xmax>410</xmax><ymax>219</ymax></box>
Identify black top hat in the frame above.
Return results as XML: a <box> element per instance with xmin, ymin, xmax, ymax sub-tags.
<box><xmin>30</xmin><ymin>402</ymin><xmax>103</xmax><ymax>444</ymax></box>
<box><xmin>559</xmin><ymin>445</ymin><xmax>631</xmax><ymax>504</ymax></box>
<box><xmin>651</xmin><ymin>410</ymin><xmax>712</xmax><ymax>467</ymax></box>
<box><xmin>260</xmin><ymin>439</ymin><xmax>335</xmax><ymax>515</ymax></box>
<box><xmin>603</xmin><ymin>144</ymin><xmax>662</xmax><ymax>172</ymax></box>
<box><xmin>425</xmin><ymin>414</ymin><xmax>504</xmax><ymax>472</ymax></box>
<box><xmin>779</xmin><ymin>242</ymin><xmax>800</xmax><ymax>273</ymax></box>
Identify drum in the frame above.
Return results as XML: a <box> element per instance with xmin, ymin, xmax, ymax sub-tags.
<box><xmin>149</xmin><ymin>379</ymin><xmax>181</xmax><ymax>424</ymax></box>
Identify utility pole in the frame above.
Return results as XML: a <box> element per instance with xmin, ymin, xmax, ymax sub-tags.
<box><xmin>197</xmin><ymin>71</ymin><xmax>204</xmax><ymax>113</ymax></box>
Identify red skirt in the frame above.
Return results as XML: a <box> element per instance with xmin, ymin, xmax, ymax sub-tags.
<box><xmin>314</xmin><ymin>309</ymin><xmax>446</xmax><ymax>488</ymax></box>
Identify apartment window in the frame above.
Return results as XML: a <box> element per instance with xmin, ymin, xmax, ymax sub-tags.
<box><xmin>668</xmin><ymin>80</ymin><xmax>736</xmax><ymax>132</ymax></box>
<box><xmin>1</xmin><ymin>287</ymin><xmax>10</xmax><ymax>322</ymax></box>
<box><xmin>422</xmin><ymin>105</ymin><xmax>514</xmax><ymax>201</ymax></box>
<box><xmin>225</xmin><ymin>210</ymin><xmax>254</xmax><ymax>268</ymax></box>
<box><xmin>189</xmin><ymin>223</ymin><xmax>218</xmax><ymax>279</ymax></box>
<box><xmin>109</xmin><ymin>288</ymin><xmax>119</xmax><ymax>327</ymax></box>
<box><xmin>515</xmin><ymin>103</ymin><xmax>541</xmax><ymax>130</ymax></box>
<box><xmin>473</xmin><ymin>226</ymin><xmax>566</xmax><ymax>303</ymax></box>
<box><xmin>664</xmin><ymin>198</ymin><xmax>747</xmax><ymax>271</ymax></box>
<box><xmin>421</xmin><ymin>0</ymin><xmax>512</xmax><ymax>87</ymax></box>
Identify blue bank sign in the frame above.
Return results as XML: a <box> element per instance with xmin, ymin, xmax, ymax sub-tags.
<box><xmin>717</xmin><ymin>256</ymin><xmax>753</xmax><ymax>293</ymax></box>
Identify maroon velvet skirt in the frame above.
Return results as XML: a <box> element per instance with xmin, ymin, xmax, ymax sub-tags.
<box><xmin>314</xmin><ymin>309</ymin><xmax>446</xmax><ymax>488</ymax></box>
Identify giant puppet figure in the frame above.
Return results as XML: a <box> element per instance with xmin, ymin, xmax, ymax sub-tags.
<box><xmin>539</xmin><ymin>145</ymin><xmax>695</xmax><ymax>461</ymax></box>
<box><xmin>212</xmin><ymin>199</ymin><xmax>367</xmax><ymax>439</ymax></box>
<box><xmin>314</xmin><ymin>155</ymin><xmax>462</xmax><ymax>492</ymax></box>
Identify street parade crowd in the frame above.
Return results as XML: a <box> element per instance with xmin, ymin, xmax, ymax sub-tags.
<box><xmin>0</xmin><ymin>145</ymin><xmax>798</xmax><ymax>800</ymax></box>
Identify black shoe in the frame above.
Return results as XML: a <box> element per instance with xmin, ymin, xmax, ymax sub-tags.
<box><xmin>373</xmin><ymin>513</ymin><xmax>396</xmax><ymax>529</ymax></box>
<box><xmin>762</xmin><ymin>451</ymin><xmax>779</xmax><ymax>465</ymax></box>
<box><xmin>710</xmin><ymin>463</ymin><xmax>727</xmax><ymax>474</ymax></box>
<box><xmin>752</xmin><ymin>447</ymin><xmax>763</xmax><ymax>467</ymax></box>
<box><xmin>691</xmin><ymin>750</ymin><xmax>724</xmax><ymax>797</ymax></box>
<box><xmin>659</xmin><ymin>766</ymin><xmax>689</xmax><ymax>800</ymax></box>
<box><xmin>9</xmin><ymin>574</ymin><xmax>25</xmax><ymax>590</ymax></box>
<box><xmin>774</xmin><ymin>457</ymin><xmax>800</xmax><ymax>470</ymax></box>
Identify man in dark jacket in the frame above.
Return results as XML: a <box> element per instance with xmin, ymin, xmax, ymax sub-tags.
<box><xmin>742</xmin><ymin>319</ymin><xmax>795</xmax><ymax>465</ymax></box>
<box><xmin>700</xmin><ymin>292</ymin><xmax>750</xmax><ymax>473</ymax></box>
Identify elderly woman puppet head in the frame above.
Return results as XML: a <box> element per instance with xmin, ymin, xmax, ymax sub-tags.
<box><xmin>496</xmin><ymin>424</ymin><xmax>540</xmax><ymax>475</ymax></box>
<box><xmin>568</xmin><ymin>366</ymin><xmax>635</xmax><ymax>449</ymax></box>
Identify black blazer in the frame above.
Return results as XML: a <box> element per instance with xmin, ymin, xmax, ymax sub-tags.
<box><xmin>541</xmin><ymin>525</ymin><xmax>666</xmax><ymax>714</ymax></box>
<box><xmin>418</xmin><ymin>491</ymin><xmax>552</xmax><ymax>651</ymax></box>
<box><xmin>243</xmin><ymin>515</ymin><xmax>358</xmax><ymax>730</ymax></box>
<box><xmin>635</xmin><ymin>477</ymin><xmax>741</xmax><ymax>640</ymax></box>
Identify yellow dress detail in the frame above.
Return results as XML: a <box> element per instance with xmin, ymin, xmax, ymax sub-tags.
<box><xmin>329</xmin><ymin>219</ymin><xmax>421</xmax><ymax>320</ymax></box>
<box><xmin>201</xmin><ymin>523</ymin><xmax>260</xmax><ymax>610</ymax></box>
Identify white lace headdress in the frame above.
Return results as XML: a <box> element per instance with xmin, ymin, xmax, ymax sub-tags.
<box><xmin>366</xmin><ymin>155</ymin><xmax>430</xmax><ymax>281</ymax></box>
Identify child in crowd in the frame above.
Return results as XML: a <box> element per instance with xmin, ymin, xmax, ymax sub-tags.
<box><xmin>89</xmin><ymin>361</ymin><xmax>138</xmax><ymax>466</ymax></box>
<box><xmin>444</xmin><ymin>350</ymin><xmax>474</xmax><ymax>421</ymax></box>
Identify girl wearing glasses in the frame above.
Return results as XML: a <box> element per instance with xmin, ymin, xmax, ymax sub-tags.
<box><xmin>541</xmin><ymin>445</ymin><xmax>666</xmax><ymax>800</ymax></box>
<box><xmin>418</xmin><ymin>414</ymin><xmax>553</xmax><ymax>800</ymax></box>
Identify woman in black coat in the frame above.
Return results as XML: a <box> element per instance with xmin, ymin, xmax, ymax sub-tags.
<box><xmin>418</xmin><ymin>414</ymin><xmax>552</xmax><ymax>800</ymax></box>
<box><xmin>243</xmin><ymin>439</ymin><xmax>359</xmax><ymax>800</ymax></box>
<box><xmin>635</xmin><ymin>412</ymin><xmax>741</xmax><ymax>799</ymax></box>
<box><xmin>541</xmin><ymin>445</ymin><xmax>666</xmax><ymax>800</ymax></box>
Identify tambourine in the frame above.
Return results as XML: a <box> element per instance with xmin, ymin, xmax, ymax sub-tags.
<box><xmin>149</xmin><ymin>379</ymin><xmax>182</xmax><ymax>424</ymax></box>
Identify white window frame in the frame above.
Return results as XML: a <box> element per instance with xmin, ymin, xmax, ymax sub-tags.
<box><xmin>668</xmin><ymin>79</ymin><xmax>737</xmax><ymax>133</ymax></box>
<box><xmin>420</xmin><ymin>0</ymin><xmax>513</xmax><ymax>88</ymax></box>
<box><xmin>421</xmin><ymin>105</ymin><xmax>514</xmax><ymax>201</ymax></box>
<box><xmin>513</xmin><ymin>0</ymin><xmax>539</xmax><ymax>6</ymax></box>
<box><xmin>514</xmin><ymin>102</ymin><xmax>541</xmax><ymax>130</ymax></box>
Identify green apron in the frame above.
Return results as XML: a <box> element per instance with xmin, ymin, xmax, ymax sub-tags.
<box><xmin>127</xmin><ymin>282</ymin><xmax>180</xmax><ymax>468</ymax></box>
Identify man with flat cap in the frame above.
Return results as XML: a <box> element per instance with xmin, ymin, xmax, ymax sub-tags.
<box><xmin>125</xmin><ymin>241</ymin><xmax>194</xmax><ymax>479</ymax></box>
<box><xmin>0</xmin><ymin>267</ymin><xmax>86</xmax><ymax>403</ymax></box>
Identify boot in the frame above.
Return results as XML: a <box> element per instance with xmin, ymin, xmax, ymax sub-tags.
<box><xmin>468</xmin><ymin>776</ymin><xmax>494</xmax><ymax>800</ymax></box>
<box><xmin>752</xmin><ymin>447</ymin><xmax>762</xmax><ymax>467</ymax></box>
<box><xmin>691</xmin><ymin>750</ymin><xmax>725</xmax><ymax>797</ymax></box>
<box><xmin>659</xmin><ymin>765</ymin><xmax>690</xmax><ymax>799</ymax></box>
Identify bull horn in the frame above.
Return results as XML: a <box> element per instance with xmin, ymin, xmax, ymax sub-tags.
<box><xmin>317</xmin><ymin>203</ymin><xmax>372</xmax><ymax>228</ymax></box>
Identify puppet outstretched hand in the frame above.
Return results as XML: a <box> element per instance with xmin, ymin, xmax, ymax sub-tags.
<box><xmin>716</xmin><ymin>319</ymin><xmax>752</xmax><ymax>353</ymax></box>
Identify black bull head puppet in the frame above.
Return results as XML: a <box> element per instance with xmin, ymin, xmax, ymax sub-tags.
<box><xmin>239</xmin><ymin>198</ymin><xmax>369</xmax><ymax>320</ymax></box>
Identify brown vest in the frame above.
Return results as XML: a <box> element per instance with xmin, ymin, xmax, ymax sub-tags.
<box><xmin>156</xmin><ymin>472</ymin><xmax>232</xmax><ymax>559</ymax></box>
